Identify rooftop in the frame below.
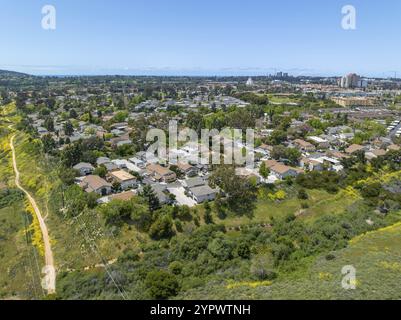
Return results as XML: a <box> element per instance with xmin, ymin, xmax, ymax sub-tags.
<box><xmin>109</xmin><ymin>170</ymin><xmax>136</xmax><ymax>182</ymax></box>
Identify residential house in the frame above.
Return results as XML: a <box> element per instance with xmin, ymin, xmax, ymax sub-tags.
<box><xmin>255</xmin><ymin>144</ymin><xmax>273</xmax><ymax>157</ymax></box>
<box><xmin>365</xmin><ymin>149</ymin><xmax>387</xmax><ymax>161</ymax></box>
<box><xmin>97</xmin><ymin>190</ymin><xmax>137</xmax><ymax>204</ymax></box>
<box><xmin>293</xmin><ymin>139</ymin><xmax>316</xmax><ymax>152</ymax></box>
<box><xmin>96</xmin><ymin>157</ymin><xmax>111</xmax><ymax>166</ymax></box>
<box><xmin>339</xmin><ymin>132</ymin><xmax>355</xmax><ymax>141</ymax></box>
<box><xmin>135</xmin><ymin>151</ymin><xmax>159</xmax><ymax>164</ymax></box>
<box><xmin>79</xmin><ymin>175</ymin><xmax>112</xmax><ymax>195</ymax></box>
<box><xmin>37</xmin><ymin>127</ymin><xmax>48</xmax><ymax>135</ymax></box>
<box><xmin>387</xmin><ymin>144</ymin><xmax>400</xmax><ymax>152</ymax></box>
<box><xmin>264</xmin><ymin>160</ymin><xmax>303</xmax><ymax>180</ymax></box>
<box><xmin>110</xmin><ymin>133</ymin><xmax>132</xmax><ymax>148</ymax></box>
<box><xmin>108</xmin><ymin>170</ymin><xmax>138</xmax><ymax>190</ymax></box>
<box><xmin>129</xmin><ymin>157</ymin><xmax>146</xmax><ymax>169</ymax></box>
<box><xmin>299</xmin><ymin>157</ymin><xmax>324</xmax><ymax>171</ymax></box>
<box><xmin>345</xmin><ymin>144</ymin><xmax>364</xmax><ymax>155</ymax></box>
<box><xmin>182</xmin><ymin>177</ymin><xmax>205</xmax><ymax>190</ymax></box>
<box><xmin>176</xmin><ymin>162</ymin><xmax>199</xmax><ymax>177</ymax></box>
<box><xmin>235</xmin><ymin>167</ymin><xmax>262</xmax><ymax>184</ymax></box>
<box><xmin>147</xmin><ymin>164</ymin><xmax>177</xmax><ymax>183</ymax></box>
<box><xmin>111</xmin><ymin>122</ymin><xmax>128</xmax><ymax>130</ymax></box>
<box><xmin>307</xmin><ymin>136</ymin><xmax>330</xmax><ymax>149</ymax></box>
<box><xmin>328</xmin><ymin>150</ymin><xmax>349</xmax><ymax>160</ymax></box>
<box><xmin>149</xmin><ymin>184</ymin><xmax>172</xmax><ymax>205</ymax></box>
<box><xmin>189</xmin><ymin>185</ymin><xmax>217</xmax><ymax>204</ymax></box>
<box><xmin>103</xmin><ymin>162</ymin><xmax>119</xmax><ymax>172</ymax></box>
<box><xmin>116</xmin><ymin>140</ymin><xmax>133</xmax><ymax>147</ymax></box>
<box><xmin>73</xmin><ymin>162</ymin><xmax>95</xmax><ymax>176</ymax></box>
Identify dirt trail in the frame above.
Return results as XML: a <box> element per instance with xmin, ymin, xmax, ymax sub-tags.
<box><xmin>10</xmin><ymin>135</ymin><xmax>56</xmax><ymax>294</ymax></box>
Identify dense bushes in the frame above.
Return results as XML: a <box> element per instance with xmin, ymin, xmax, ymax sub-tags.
<box><xmin>149</xmin><ymin>216</ymin><xmax>175</xmax><ymax>240</ymax></box>
<box><xmin>54</xmin><ymin>199</ymin><xmax>398</xmax><ymax>300</ymax></box>
<box><xmin>145</xmin><ymin>270</ymin><xmax>180</xmax><ymax>299</ymax></box>
<box><xmin>296</xmin><ymin>171</ymin><xmax>341</xmax><ymax>193</ymax></box>
<box><xmin>0</xmin><ymin>188</ymin><xmax>24</xmax><ymax>209</ymax></box>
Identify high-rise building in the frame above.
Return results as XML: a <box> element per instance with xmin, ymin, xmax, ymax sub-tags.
<box><xmin>339</xmin><ymin>73</ymin><xmax>366</xmax><ymax>88</ymax></box>
<box><xmin>246</xmin><ymin>77</ymin><xmax>254</xmax><ymax>86</ymax></box>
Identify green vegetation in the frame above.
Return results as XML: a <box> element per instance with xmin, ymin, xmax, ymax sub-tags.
<box><xmin>1</xmin><ymin>68</ymin><xmax>401</xmax><ymax>302</ymax></box>
<box><xmin>178</xmin><ymin>221</ymin><xmax>401</xmax><ymax>300</ymax></box>
<box><xmin>0</xmin><ymin>202</ymin><xmax>44</xmax><ymax>299</ymax></box>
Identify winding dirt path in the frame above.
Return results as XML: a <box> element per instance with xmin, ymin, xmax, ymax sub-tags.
<box><xmin>10</xmin><ymin>135</ymin><xmax>56</xmax><ymax>294</ymax></box>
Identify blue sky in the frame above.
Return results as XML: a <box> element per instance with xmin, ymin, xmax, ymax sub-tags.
<box><xmin>0</xmin><ymin>0</ymin><xmax>400</xmax><ymax>77</ymax></box>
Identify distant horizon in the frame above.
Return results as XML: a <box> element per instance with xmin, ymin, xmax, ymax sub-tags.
<box><xmin>1</xmin><ymin>66</ymin><xmax>398</xmax><ymax>80</ymax></box>
<box><xmin>1</xmin><ymin>1</ymin><xmax>401</xmax><ymax>79</ymax></box>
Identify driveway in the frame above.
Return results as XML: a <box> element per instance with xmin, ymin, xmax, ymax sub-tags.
<box><xmin>388</xmin><ymin>120</ymin><xmax>401</xmax><ymax>138</ymax></box>
<box><xmin>167</xmin><ymin>186</ymin><xmax>197</xmax><ymax>207</ymax></box>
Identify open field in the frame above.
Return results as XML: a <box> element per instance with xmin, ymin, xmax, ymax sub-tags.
<box><xmin>213</xmin><ymin>189</ymin><xmax>358</xmax><ymax>228</ymax></box>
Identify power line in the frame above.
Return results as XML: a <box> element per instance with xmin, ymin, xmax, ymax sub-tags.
<box><xmin>73</xmin><ymin>213</ymin><xmax>129</xmax><ymax>300</ymax></box>
<box><xmin>22</xmin><ymin>208</ymin><xmax>44</xmax><ymax>298</ymax></box>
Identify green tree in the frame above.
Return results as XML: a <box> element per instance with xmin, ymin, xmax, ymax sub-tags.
<box><xmin>140</xmin><ymin>184</ymin><xmax>160</xmax><ymax>212</ymax></box>
<box><xmin>269</xmin><ymin>130</ymin><xmax>287</xmax><ymax>145</ymax></box>
<box><xmin>93</xmin><ymin>165</ymin><xmax>107</xmax><ymax>178</ymax></box>
<box><xmin>41</xmin><ymin>134</ymin><xmax>56</xmax><ymax>153</ymax></box>
<box><xmin>61</xmin><ymin>142</ymin><xmax>82</xmax><ymax>167</ymax></box>
<box><xmin>130</xmin><ymin>202</ymin><xmax>153</xmax><ymax>232</ymax></box>
<box><xmin>44</xmin><ymin>117</ymin><xmax>55</xmax><ymax>132</ymax></box>
<box><xmin>101</xmin><ymin>200</ymin><xmax>132</xmax><ymax>227</ymax></box>
<box><xmin>145</xmin><ymin>270</ymin><xmax>180</xmax><ymax>299</ymax></box>
<box><xmin>210</xmin><ymin>166</ymin><xmax>257</xmax><ymax>217</ymax></box>
<box><xmin>168</xmin><ymin>261</ymin><xmax>183</xmax><ymax>275</ymax></box>
<box><xmin>64</xmin><ymin>121</ymin><xmax>74</xmax><ymax>136</ymax></box>
<box><xmin>149</xmin><ymin>215</ymin><xmax>174</xmax><ymax>240</ymax></box>
<box><xmin>259</xmin><ymin>161</ymin><xmax>270</xmax><ymax>179</ymax></box>
<box><xmin>236</xmin><ymin>241</ymin><xmax>251</xmax><ymax>259</ymax></box>
<box><xmin>58</xmin><ymin>167</ymin><xmax>77</xmax><ymax>186</ymax></box>
<box><xmin>69</xmin><ymin>109</ymin><xmax>78</xmax><ymax>119</ymax></box>
<box><xmin>297</xmin><ymin>188</ymin><xmax>309</xmax><ymax>200</ymax></box>
<box><xmin>203</xmin><ymin>202</ymin><xmax>213</xmax><ymax>224</ymax></box>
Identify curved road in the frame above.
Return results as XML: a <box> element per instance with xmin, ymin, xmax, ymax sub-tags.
<box><xmin>10</xmin><ymin>135</ymin><xmax>56</xmax><ymax>294</ymax></box>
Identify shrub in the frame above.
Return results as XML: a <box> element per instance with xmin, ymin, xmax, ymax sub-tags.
<box><xmin>301</xmin><ymin>202</ymin><xmax>309</xmax><ymax>209</ymax></box>
<box><xmin>297</xmin><ymin>188</ymin><xmax>309</xmax><ymax>200</ymax></box>
<box><xmin>0</xmin><ymin>189</ymin><xmax>24</xmax><ymax>209</ymax></box>
<box><xmin>145</xmin><ymin>270</ymin><xmax>180</xmax><ymax>299</ymax></box>
<box><xmin>236</xmin><ymin>242</ymin><xmax>251</xmax><ymax>259</ymax></box>
<box><xmin>174</xmin><ymin>220</ymin><xmax>183</xmax><ymax>232</ymax></box>
<box><xmin>149</xmin><ymin>216</ymin><xmax>175</xmax><ymax>240</ymax></box>
<box><xmin>325</xmin><ymin>253</ymin><xmax>336</xmax><ymax>261</ymax></box>
<box><xmin>169</xmin><ymin>261</ymin><xmax>183</xmax><ymax>275</ymax></box>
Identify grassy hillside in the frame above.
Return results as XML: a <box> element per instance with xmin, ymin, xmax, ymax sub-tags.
<box><xmin>213</xmin><ymin>188</ymin><xmax>358</xmax><ymax>228</ymax></box>
<box><xmin>0</xmin><ymin>202</ymin><xmax>44</xmax><ymax>299</ymax></box>
<box><xmin>0</xmin><ymin>105</ymin><xmax>43</xmax><ymax>299</ymax></box>
<box><xmin>177</xmin><ymin>220</ymin><xmax>401</xmax><ymax>300</ymax></box>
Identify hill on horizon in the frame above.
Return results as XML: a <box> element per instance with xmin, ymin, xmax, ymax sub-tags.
<box><xmin>0</xmin><ymin>69</ymin><xmax>30</xmax><ymax>78</ymax></box>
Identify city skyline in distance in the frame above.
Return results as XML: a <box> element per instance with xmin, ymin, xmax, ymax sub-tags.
<box><xmin>0</xmin><ymin>65</ymin><xmax>398</xmax><ymax>79</ymax></box>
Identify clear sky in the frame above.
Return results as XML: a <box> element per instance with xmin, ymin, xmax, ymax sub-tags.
<box><xmin>0</xmin><ymin>0</ymin><xmax>400</xmax><ymax>77</ymax></box>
